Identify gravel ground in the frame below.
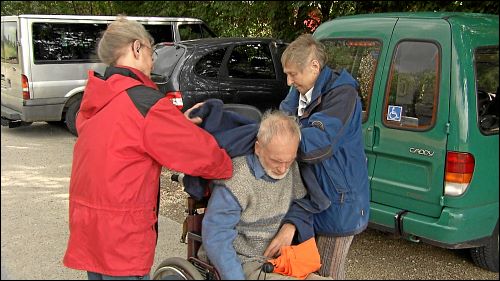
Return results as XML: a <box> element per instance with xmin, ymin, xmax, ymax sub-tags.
<box><xmin>158</xmin><ymin>167</ymin><xmax>498</xmax><ymax>280</ymax></box>
<box><xmin>159</xmin><ymin>168</ymin><xmax>189</xmax><ymax>224</ymax></box>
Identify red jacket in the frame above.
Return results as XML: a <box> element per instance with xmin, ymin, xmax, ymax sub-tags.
<box><xmin>63</xmin><ymin>66</ymin><xmax>232</xmax><ymax>276</ymax></box>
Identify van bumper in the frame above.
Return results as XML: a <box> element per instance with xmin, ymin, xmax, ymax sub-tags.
<box><xmin>1</xmin><ymin>105</ymin><xmax>26</xmax><ymax>128</ymax></box>
<box><xmin>369</xmin><ymin>201</ymin><xmax>498</xmax><ymax>249</ymax></box>
<box><xmin>1</xmin><ymin>104</ymin><xmax>22</xmax><ymax>120</ymax></box>
<box><xmin>1</xmin><ymin>99</ymin><xmax>66</xmax><ymax>123</ymax></box>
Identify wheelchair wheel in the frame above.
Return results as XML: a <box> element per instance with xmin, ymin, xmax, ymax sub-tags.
<box><xmin>152</xmin><ymin>257</ymin><xmax>204</xmax><ymax>280</ymax></box>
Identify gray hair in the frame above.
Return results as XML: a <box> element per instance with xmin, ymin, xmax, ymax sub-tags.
<box><xmin>281</xmin><ymin>33</ymin><xmax>327</xmax><ymax>71</ymax></box>
<box><xmin>97</xmin><ymin>15</ymin><xmax>154</xmax><ymax>65</ymax></box>
<box><xmin>257</xmin><ymin>110</ymin><xmax>301</xmax><ymax>146</ymax></box>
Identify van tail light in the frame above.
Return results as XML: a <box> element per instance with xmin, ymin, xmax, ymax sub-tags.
<box><xmin>21</xmin><ymin>74</ymin><xmax>30</xmax><ymax>100</ymax></box>
<box><xmin>444</xmin><ymin>151</ymin><xmax>475</xmax><ymax>196</ymax></box>
<box><xmin>166</xmin><ymin>91</ymin><xmax>184</xmax><ymax>110</ymax></box>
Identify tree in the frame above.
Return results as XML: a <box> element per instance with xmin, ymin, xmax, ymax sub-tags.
<box><xmin>2</xmin><ymin>1</ymin><xmax>498</xmax><ymax>41</ymax></box>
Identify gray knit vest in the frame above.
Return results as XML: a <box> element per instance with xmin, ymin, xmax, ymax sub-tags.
<box><xmin>217</xmin><ymin>156</ymin><xmax>306</xmax><ymax>264</ymax></box>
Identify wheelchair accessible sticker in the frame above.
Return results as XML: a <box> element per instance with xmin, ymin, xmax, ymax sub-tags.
<box><xmin>387</xmin><ymin>105</ymin><xmax>402</xmax><ymax>121</ymax></box>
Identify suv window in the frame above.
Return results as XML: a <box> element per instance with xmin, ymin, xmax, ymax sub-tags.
<box><xmin>383</xmin><ymin>41</ymin><xmax>439</xmax><ymax>130</ymax></box>
<box><xmin>194</xmin><ymin>48</ymin><xmax>226</xmax><ymax>78</ymax></box>
<box><xmin>476</xmin><ymin>46</ymin><xmax>499</xmax><ymax>134</ymax></box>
<box><xmin>151</xmin><ymin>45</ymin><xmax>186</xmax><ymax>82</ymax></box>
<box><xmin>178</xmin><ymin>24</ymin><xmax>215</xmax><ymax>41</ymax></box>
<box><xmin>32</xmin><ymin>22</ymin><xmax>105</xmax><ymax>63</ymax></box>
<box><xmin>322</xmin><ymin>39</ymin><xmax>381</xmax><ymax>122</ymax></box>
<box><xmin>227</xmin><ymin>43</ymin><xmax>275</xmax><ymax>79</ymax></box>
<box><xmin>1</xmin><ymin>21</ymin><xmax>19</xmax><ymax>64</ymax></box>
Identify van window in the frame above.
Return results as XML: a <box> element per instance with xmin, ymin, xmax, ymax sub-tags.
<box><xmin>32</xmin><ymin>22</ymin><xmax>106</xmax><ymax>64</ymax></box>
<box><xmin>178</xmin><ymin>24</ymin><xmax>215</xmax><ymax>41</ymax></box>
<box><xmin>383</xmin><ymin>41</ymin><xmax>439</xmax><ymax>130</ymax></box>
<box><xmin>322</xmin><ymin>39</ymin><xmax>381</xmax><ymax>122</ymax></box>
<box><xmin>227</xmin><ymin>43</ymin><xmax>275</xmax><ymax>79</ymax></box>
<box><xmin>144</xmin><ymin>24</ymin><xmax>174</xmax><ymax>43</ymax></box>
<box><xmin>1</xmin><ymin>21</ymin><xmax>18</xmax><ymax>64</ymax></box>
<box><xmin>476</xmin><ymin>46</ymin><xmax>499</xmax><ymax>135</ymax></box>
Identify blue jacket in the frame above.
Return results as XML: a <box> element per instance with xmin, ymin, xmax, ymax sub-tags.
<box><xmin>188</xmin><ymin>99</ymin><xmax>330</xmax><ymax>241</ymax></box>
<box><xmin>280</xmin><ymin>67</ymin><xmax>370</xmax><ymax>236</ymax></box>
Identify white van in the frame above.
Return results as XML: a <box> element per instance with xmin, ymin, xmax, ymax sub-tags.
<box><xmin>1</xmin><ymin>14</ymin><xmax>216</xmax><ymax>135</ymax></box>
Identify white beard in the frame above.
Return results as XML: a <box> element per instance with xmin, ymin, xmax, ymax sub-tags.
<box><xmin>265</xmin><ymin>168</ymin><xmax>290</xmax><ymax>180</ymax></box>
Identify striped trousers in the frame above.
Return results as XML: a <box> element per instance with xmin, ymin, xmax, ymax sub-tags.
<box><xmin>316</xmin><ymin>235</ymin><xmax>354</xmax><ymax>280</ymax></box>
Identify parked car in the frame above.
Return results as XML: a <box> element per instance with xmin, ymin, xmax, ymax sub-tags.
<box><xmin>151</xmin><ymin>37</ymin><xmax>289</xmax><ymax>112</ymax></box>
<box><xmin>313</xmin><ymin>12</ymin><xmax>498</xmax><ymax>272</ymax></box>
<box><xmin>1</xmin><ymin>14</ymin><xmax>216</xmax><ymax>135</ymax></box>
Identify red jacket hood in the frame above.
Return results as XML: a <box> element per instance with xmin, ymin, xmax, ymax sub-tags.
<box><xmin>79</xmin><ymin>66</ymin><xmax>158</xmax><ymax>119</ymax></box>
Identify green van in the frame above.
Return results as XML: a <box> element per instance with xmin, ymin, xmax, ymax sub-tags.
<box><xmin>314</xmin><ymin>12</ymin><xmax>498</xmax><ymax>272</ymax></box>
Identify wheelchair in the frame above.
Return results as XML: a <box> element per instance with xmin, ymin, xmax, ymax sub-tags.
<box><xmin>153</xmin><ymin>104</ymin><xmax>263</xmax><ymax>280</ymax></box>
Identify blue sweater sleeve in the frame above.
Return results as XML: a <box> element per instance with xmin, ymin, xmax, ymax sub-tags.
<box><xmin>202</xmin><ymin>184</ymin><xmax>245</xmax><ymax>280</ymax></box>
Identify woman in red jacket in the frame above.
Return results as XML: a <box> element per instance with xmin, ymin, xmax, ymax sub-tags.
<box><xmin>62</xmin><ymin>16</ymin><xmax>232</xmax><ymax>280</ymax></box>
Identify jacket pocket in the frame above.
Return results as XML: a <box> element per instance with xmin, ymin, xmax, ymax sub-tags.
<box><xmin>321</xmin><ymin>162</ymin><xmax>352</xmax><ymax>204</ymax></box>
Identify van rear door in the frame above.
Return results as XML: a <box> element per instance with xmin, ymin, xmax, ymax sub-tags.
<box><xmin>1</xmin><ymin>18</ymin><xmax>24</xmax><ymax>119</ymax></box>
<box><xmin>314</xmin><ymin>17</ymin><xmax>398</xmax><ymax>208</ymax></box>
<box><xmin>369</xmin><ymin>17</ymin><xmax>451</xmax><ymax>218</ymax></box>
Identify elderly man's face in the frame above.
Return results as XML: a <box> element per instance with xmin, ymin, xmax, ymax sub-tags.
<box><xmin>255</xmin><ymin>135</ymin><xmax>299</xmax><ymax>180</ymax></box>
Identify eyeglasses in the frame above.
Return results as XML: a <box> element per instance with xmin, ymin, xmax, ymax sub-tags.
<box><xmin>137</xmin><ymin>43</ymin><xmax>158</xmax><ymax>61</ymax></box>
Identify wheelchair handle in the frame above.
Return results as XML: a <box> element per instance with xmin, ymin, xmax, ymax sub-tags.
<box><xmin>171</xmin><ymin>173</ymin><xmax>185</xmax><ymax>183</ymax></box>
<box><xmin>261</xmin><ymin>262</ymin><xmax>274</xmax><ymax>273</ymax></box>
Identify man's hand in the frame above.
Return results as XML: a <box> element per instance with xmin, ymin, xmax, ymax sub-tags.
<box><xmin>184</xmin><ymin>102</ymin><xmax>204</xmax><ymax>125</ymax></box>
<box><xmin>263</xmin><ymin>223</ymin><xmax>296</xmax><ymax>258</ymax></box>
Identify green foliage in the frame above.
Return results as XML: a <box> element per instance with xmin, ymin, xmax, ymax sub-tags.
<box><xmin>2</xmin><ymin>1</ymin><xmax>498</xmax><ymax>42</ymax></box>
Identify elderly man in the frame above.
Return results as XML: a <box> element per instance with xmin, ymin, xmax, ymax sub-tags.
<box><xmin>201</xmin><ymin>110</ymin><xmax>331</xmax><ymax>280</ymax></box>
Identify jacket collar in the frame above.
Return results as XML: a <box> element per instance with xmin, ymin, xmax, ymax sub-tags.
<box><xmin>104</xmin><ymin>65</ymin><xmax>159</xmax><ymax>90</ymax></box>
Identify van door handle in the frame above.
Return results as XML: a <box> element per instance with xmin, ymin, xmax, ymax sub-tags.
<box><xmin>365</xmin><ymin>126</ymin><xmax>375</xmax><ymax>146</ymax></box>
<box><xmin>365</xmin><ymin>126</ymin><xmax>380</xmax><ymax>147</ymax></box>
<box><xmin>373</xmin><ymin>125</ymin><xmax>380</xmax><ymax>147</ymax></box>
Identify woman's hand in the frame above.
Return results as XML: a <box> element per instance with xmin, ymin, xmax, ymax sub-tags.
<box><xmin>184</xmin><ymin>102</ymin><xmax>204</xmax><ymax>125</ymax></box>
<box><xmin>264</xmin><ymin>223</ymin><xmax>296</xmax><ymax>258</ymax></box>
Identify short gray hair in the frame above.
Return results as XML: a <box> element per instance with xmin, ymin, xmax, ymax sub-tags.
<box><xmin>97</xmin><ymin>15</ymin><xmax>154</xmax><ymax>65</ymax></box>
<box><xmin>257</xmin><ymin>110</ymin><xmax>301</xmax><ymax>146</ymax></box>
<box><xmin>281</xmin><ymin>33</ymin><xmax>327</xmax><ymax>71</ymax></box>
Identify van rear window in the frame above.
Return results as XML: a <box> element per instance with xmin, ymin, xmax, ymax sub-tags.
<box><xmin>1</xmin><ymin>21</ymin><xmax>18</xmax><ymax>64</ymax></box>
<box><xmin>178</xmin><ymin>24</ymin><xmax>216</xmax><ymax>41</ymax></box>
<box><xmin>475</xmin><ymin>46</ymin><xmax>499</xmax><ymax>135</ymax></box>
<box><xmin>32</xmin><ymin>22</ymin><xmax>106</xmax><ymax>64</ymax></box>
<box><xmin>321</xmin><ymin>39</ymin><xmax>381</xmax><ymax>122</ymax></box>
<box><xmin>383</xmin><ymin>41</ymin><xmax>440</xmax><ymax>130</ymax></box>
<box><xmin>144</xmin><ymin>24</ymin><xmax>174</xmax><ymax>43</ymax></box>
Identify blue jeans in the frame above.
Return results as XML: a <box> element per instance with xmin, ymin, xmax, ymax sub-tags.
<box><xmin>87</xmin><ymin>271</ymin><xmax>150</xmax><ymax>280</ymax></box>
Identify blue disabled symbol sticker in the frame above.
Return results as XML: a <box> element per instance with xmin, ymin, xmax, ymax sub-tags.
<box><xmin>387</xmin><ymin>105</ymin><xmax>402</xmax><ymax>121</ymax></box>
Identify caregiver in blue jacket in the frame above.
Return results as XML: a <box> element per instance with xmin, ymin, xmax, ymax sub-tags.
<box><xmin>274</xmin><ymin>34</ymin><xmax>370</xmax><ymax>279</ymax></box>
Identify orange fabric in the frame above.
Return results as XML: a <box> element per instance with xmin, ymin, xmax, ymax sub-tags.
<box><xmin>268</xmin><ymin>238</ymin><xmax>321</xmax><ymax>279</ymax></box>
